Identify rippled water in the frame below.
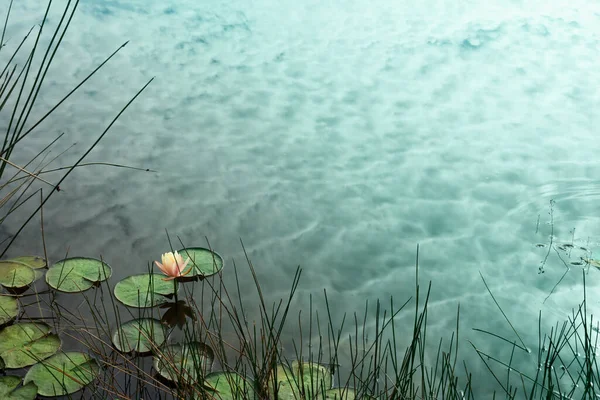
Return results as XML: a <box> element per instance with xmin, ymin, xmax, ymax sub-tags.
<box><xmin>2</xmin><ymin>0</ymin><xmax>600</xmax><ymax>396</ymax></box>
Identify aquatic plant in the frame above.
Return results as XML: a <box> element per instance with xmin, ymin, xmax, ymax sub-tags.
<box><xmin>1</xmin><ymin>1</ymin><xmax>599</xmax><ymax>399</ymax></box>
<box><xmin>155</xmin><ymin>251</ymin><xmax>192</xmax><ymax>281</ymax></box>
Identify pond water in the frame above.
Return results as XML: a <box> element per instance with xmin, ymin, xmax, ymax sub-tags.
<box><xmin>2</xmin><ymin>0</ymin><xmax>600</xmax><ymax>396</ymax></box>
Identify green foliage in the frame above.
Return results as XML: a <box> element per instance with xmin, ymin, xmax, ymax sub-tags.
<box><xmin>153</xmin><ymin>342</ymin><xmax>215</xmax><ymax>384</ymax></box>
<box><xmin>113</xmin><ymin>273</ymin><xmax>175</xmax><ymax>307</ymax></box>
<box><xmin>0</xmin><ymin>261</ymin><xmax>35</xmax><ymax>288</ymax></box>
<box><xmin>0</xmin><ymin>376</ymin><xmax>37</xmax><ymax>400</ymax></box>
<box><xmin>23</xmin><ymin>351</ymin><xmax>100</xmax><ymax>397</ymax></box>
<box><xmin>318</xmin><ymin>388</ymin><xmax>364</xmax><ymax>400</ymax></box>
<box><xmin>0</xmin><ymin>322</ymin><xmax>61</xmax><ymax>369</ymax></box>
<box><xmin>0</xmin><ymin>295</ymin><xmax>18</xmax><ymax>325</ymax></box>
<box><xmin>177</xmin><ymin>247</ymin><xmax>224</xmax><ymax>277</ymax></box>
<box><xmin>45</xmin><ymin>257</ymin><xmax>111</xmax><ymax>293</ymax></box>
<box><xmin>267</xmin><ymin>362</ymin><xmax>332</xmax><ymax>399</ymax></box>
<box><xmin>111</xmin><ymin>318</ymin><xmax>166</xmax><ymax>353</ymax></box>
<box><xmin>7</xmin><ymin>257</ymin><xmax>46</xmax><ymax>269</ymax></box>
<box><xmin>204</xmin><ymin>372</ymin><xmax>254</xmax><ymax>400</ymax></box>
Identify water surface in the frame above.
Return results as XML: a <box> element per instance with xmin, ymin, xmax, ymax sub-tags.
<box><xmin>2</xmin><ymin>0</ymin><xmax>600</xmax><ymax>395</ymax></box>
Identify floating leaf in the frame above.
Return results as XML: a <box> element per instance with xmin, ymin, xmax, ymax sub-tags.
<box><xmin>317</xmin><ymin>388</ymin><xmax>375</xmax><ymax>400</ymax></box>
<box><xmin>204</xmin><ymin>372</ymin><xmax>253</xmax><ymax>399</ymax></box>
<box><xmin>112</xmin><ymin>318</ymin><xmax>166</xmax><ymax>353</ymax></box>
<box><xmin>176</xmin><ymin>247</ymin><xmax>224</xmax><ymax>277</ymax></box>
<box><xmin>269</xmin><ymin>361</ymin><xmax>332</xmax><ymax>399</ymax></box>
<box><xmin>114</xmin><ymin>274</ymin><xmax>175</xmax><ymax>308</ymax></box>
<box><xmin>8</xmin><ymin>257</ymin><xmax>47</xmax><ymax>283</ymax></box>
<box><xmin>0</xmin><ymin>376</ymin><xmax>37</xmax><ymax>400</ymax></box>
<box><xmin>8</xmin><ymin>256</ymin><xmax>46</xmax><ymax>269</ymax></box>
<box><xmin>153</xmin><ymin>342</ymin><xmax>214</xmax><ymax>384</ymax></box>
<box><xmin>268</xmin><ymin>364</ymin><xmax>295</xmax><ymax>399</ymax></box>
<box><xmin>46</xmin><ymin>257</ymin><xmax>111</xmax><ymax>293</ymax></box>
<box><xmin>0</xmin><ymin>261</ymin><xmax>35</xmax><ymax>288</ymax></box>
<box><xmin>23</xmin><ymin>351</ymin><xmax>99</xmax><ymax>397</ymax></box>
<box><xmin>0</xmin><ymin>295</ymin><xmax>18</xmax><ymax>325</ymax></box>
<box><xmin>0</xmin><ymin>322</ymin><xmax>61</xmax><ymax>368</ymax></box>
<box><xmin>295</xmin><ymin>360</ymin><xmax>333</xmax><ymax>398</ymax></box>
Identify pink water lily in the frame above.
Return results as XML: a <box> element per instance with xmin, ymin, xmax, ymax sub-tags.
<box><xmin>154</xmin><ymin>251</ymin><xmax>192</xmax><ymax>281</ymax></box>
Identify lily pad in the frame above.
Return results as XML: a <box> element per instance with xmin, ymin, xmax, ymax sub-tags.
<box><xmin>176</xmin><ymin>247</ymin><xmax>224</xmax><ymax>277</ymax></box>
<box><xmin>23</xmin><ymin>351</ymin><xmax>99</xmax><ymax>397</ymax></box>
<box><xmin>8</xmin><ymin>256</ymin><xmax>46</xmax><ymax>269</ymax></box>
<box><xmin>269</xmin><ymin>361</ymin><xmax>332</xmax><ymax>399</ymax></box>
<box><xmin>318</xmin><ymin>388</ymin><xmax>373</xmax><ymax>400</ymax></box>
<box><xmin>112</xmin><ymin>318</ymin><xmax>166</xmax><ymax>353</ymax></box>
<box><xmin>268</xmin><ymin>364</ymin><xmax>295</xmax><ymax>399</ymax></box>
<box><xmin>0</xmin><ymin>376</ymin><xmax>37</xmax><ymax>400</ymax></box>
<box><xmin>114</xmin><ymin>274</ymin><xmax>175</xmax><ymax>308</ymax></box>
<box><xmin>0</xmin><ymin>322</ymin><xmax>61</xmax><ymax>368</ymax></box>
<box><xmin>46</xmin><ymin>257</ymin><xmax>111</xmax><ymax>293</ymax></box>
<box><xmin>204</xmin><ymin>371</ymin><xmax>253</xmax><ymax>399</ymax></box>
<box><xmin>0</xmin><ymin>295</ymin><xmax>18</xmax><ymax>325</ymax></box>
<box><xmin>0</xmin><ymin>261</ymin><xmax>35</xmax><ymax>288</ymax></box>
<box><xmin>293</xmin><ymin>360</ymin><xmax>332</xmax><ymax>398</ymax></box>
<box><xmin>153</xmin><ymin>341</ymin><xmax>214</xmax><ymax>384</ymax></box>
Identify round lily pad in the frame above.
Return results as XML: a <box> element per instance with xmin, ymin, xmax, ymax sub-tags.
<box><xmin>0</xmin><ymin>261</ymin><xmax>35</xmax><ymax>289</ymax></box>
<box><xmin>8</xmin><ymin>257</ymin><xmax>47</xmax><ymax>284</ymax></box>
<box><xmin>0</xmin><ymin>322</ymin><xmax>61</xmax><ymax>368</ymax></box>
<box><xmin>268</xmin><ymin>364</ymin><xmax>295</xmax><ymax>399</ymax></box>
<box><xmin>114</xmin><ymin>274</ymin><xmax>175</xmax><ymax>308</ymax></box>
<box><xmin>292</xmin><ymin>360</ymin><xmax>332</xmax><ymax>397</ymax></box>
<box><xmin>8</xmin><ymin>256</ymin><xmax>46</xmax><ymax>269</ymax></box>
<box><xmin>46</xmin><ymin>257</ymin><xmax>111</xmax><ymax>293</ymax></box>
<box><xmin>0</xmin><ymin>375</ymin><xmax>37</xmax><ymax>400</ymax></box>
<box><xmin>0</xmin><ymin>295</ymin><xmax>18</xmax><ymax>325</ymax></box>
<box><xmin>318</xmin><ymin>388</ymin><xmax>367</xmax><ymax>400</ymax></box>
<box><xmin>112</xmin><ymin>318</ymin><xmax>166</xmax><ymax>353</ymax></box>
<box><xmin>269</xmin><ymin>361</ymin><xmax>332</xmax><ymax>399</ymax></box>
<box><xmin>204</xmin><ymin>371</ymin><xmax>253</xmax><ymax>399</ymax></box>
<box><xmin>153</xmin><ymin>341</ymin><xmax>214</xmax><ymax>384</ymax></box>
<box><xmin>23</xmin><ymin>351</ymin><xmax>99</xmax><ymax>397</ymax></box>
<box><xmin>176</xmin><ymin>247</ymin><xmax>224</xmax><ymax>277</ymax></box>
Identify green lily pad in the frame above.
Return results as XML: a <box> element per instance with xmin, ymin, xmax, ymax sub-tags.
<box><xmin>112</xmin><ymin>318</ymin><xmax>166</xmax><ymax>353</ymax></box>
<box><xmin>204</xmin><ymin>371</ymin><xmax>253</xmax><ymax>399</ymax></box>
<box><xmin>153</xmin><ymin>341</ymin><xmax>214</xmax><ymax>384</ymax></box>
<box><xmin>0</xmin><ymin>376</ymin><xmax>37</xmax><ymax>400</ymax></box>
<box><xmin>0</xmin><ymin>295</ymin><xmax>18</xmax><ymax>325</ymax></box>
<box><xmin>0</xmin><ymin>322</ymin><xmax>61</xmax><ymax>368</ymax></box>
<box><xmin>0</xmin><ymin>261</ymin><xmax>35</xmax><ymax>288</ymax></box>
<box><xmin>318</xmin><ymin>388</ymin><xmax>372</xmax><ymax>400</ymax></box>
<box><xmin>114</xmin><ymin>274</ymin><xmax>175</xmax><ymax>308</ymax></box>
<box><xmin>46</xmin><ymin>257</ymin><xmax>111</xmax><ymax>293</ymax></box>
<box><xmin>8</xmin><ymin>256</ymin><xmax>46</xmax><ymax>269</ymax></box>
<box><xmin>292</xmin><ymin>360</ymin><xmax>332</xmax><ymax>398</ymax></box>
<box><xmin>176</xmin><ymin>247</ymin><xmax>224</xmax><ymax>277</ymax></box>
<box><xmin>269</xmin><ymin>361</ymin><xmax>332</xmax><ymax>399</ymax></box>
<box><xmin>23</xmin><ymin>351</ymin><xmax>99</xmax><ymax>397</ymax></box>
<box><xmin>268</xmin><ymin>364</ymin><xmax>295</xmax><ymax>399</ymax></box>
<box><xmin>8</xmin><ymin>257</ymin><xmax>47</xmax><ymax>283</ymax></box>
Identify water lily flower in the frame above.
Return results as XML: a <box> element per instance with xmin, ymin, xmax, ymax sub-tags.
<box><xmin>154</xmin><ymin>251</ymin><xmax>192</xmax><ymax>281</ymax></box>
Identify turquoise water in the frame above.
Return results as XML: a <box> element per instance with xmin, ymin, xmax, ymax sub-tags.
<box><xmin>2</xmin><ymin>0</ymin><xmax>600</xmax><ymax>396</ymax></box>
